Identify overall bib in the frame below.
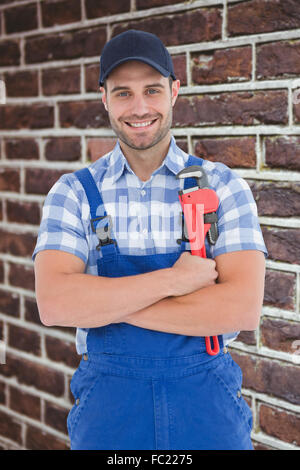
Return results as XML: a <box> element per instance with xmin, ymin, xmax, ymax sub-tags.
<box><xmin>67</xmin><ymin>155</ymin><xmax>253</xmax><ymax>450</ymax></box>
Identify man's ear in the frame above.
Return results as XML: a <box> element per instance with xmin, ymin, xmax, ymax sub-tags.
<box><xmin>100</xmin><ymin>86</ymin><xmax>108</xmax><ymax>111</ymax></box>
<box><xmin>171</xmin><ymin>79</ymin><xmax>180</xmax><ymax>107</ymax></box>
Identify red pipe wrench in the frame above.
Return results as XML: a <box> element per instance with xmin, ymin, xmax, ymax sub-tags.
<box><xmin>176</xmin><ymin>165</ymin><xmax>220</xmax><ymax>356</ymax></box>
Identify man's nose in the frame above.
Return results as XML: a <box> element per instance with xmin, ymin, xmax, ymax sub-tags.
<box><xmin>130</xmin><ymin>94</ymin><xmax>149</xmax><ymax>116</ymax></box>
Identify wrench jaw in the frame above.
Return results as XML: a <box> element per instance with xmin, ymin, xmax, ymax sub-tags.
<box><xmin>175</xmin><ymin>165</ymin><xmax>209</xmax><ymax>190</ymax></box>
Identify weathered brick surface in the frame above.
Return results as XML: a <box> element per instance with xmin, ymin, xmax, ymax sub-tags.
<box><xmin>173</xmin><ymin>91</ymin><xmax>288</xmax><ymax>127</ymax></box>
<box><xmin>259</xmin><ymin>404</ymin><xmax>300</xmax><ymax>446</ymax></box>
<box><xmin>85</xmin><ymin>0</ymin><xmax>130</xmax><ymax>18</ymax></box>
<box><xmin>45</xmin><ymin>137</ymin><xmax>81</xmax><ymax>162</ymax></box>
<box><xmin>9</xmin><ymin>386</ymin><xmax>41</xmax><ymax>421</ymax></box>
<box><xmin>251</xmin><ymin>182</ymin><xmax>300</xmax><ymax>217</ymax></box>
<box><xmin>25</xmin><ymin>27</ymin><xmax>106</xmax><ymax>64</ymax></box>
<box><xmin>26</xmin><ymin>425</ymin><xmax>69</xmax><ymax>450</ymax></box>
<box><xmin>42</xmin><ymin>67</ymin><xmax>81</xmax><ymax>96</ymax></box>
<box><xmin>6</xmin><ymin>200</ymin><xmax>40</xmax><ymax>225</ymax></box>
<box><xmin>0</xmin><ymin>40</ymin><xmax>20</xmax><ymax>66</ymax></box>
<box><xmin>5</xmin><ymin>139</ymin><xmax>39</xmax><ymax>160</ymax></box>
<box><xmin>87</xmin><ymin>138</ymin><xmax>116</xmax><ymax>162</ymax></box>
<box><xmin>0</xmin><ymin>290</ymin><xmax>19</xmax><ymax>318</ymax></box>
<box><xmin>0</xmin><ymin>230</ymin><xmax>37</xmax><ymax>258</ymax></box>
<box><xmin>8</xmin><ymin>263</ymin><xmax>35</xmax><ymax>291</ymax></box>
<box><xmin>0</xmin><ymin>105</ymin><xmax>54</xmax><ymax>130</ymax></box>
<box><xmin>262</xmin><ymin>228</ymin><xmax>300</xmax><ymax>265</ymax></box>
<box><xmin>261</xmin><ymin>318</ymin><xmax>300</xmax><ymax>353</ymax></box>
<box><xmin>4</xmin><ymin>70</ymin><xmax>39</xmax><ymax>97</ymax></box>
<box><xmin>0</xmin><ymin>409</ymin><xmax>22</xmax><ymax>445</ymax></box>
<box><xmin>264</xmin><ymin>136</ymin><xmax>300</xmax><ymax>171</ymax></box>
<box><xmin>191</xmin><ymin>46</ymin><xmax>252</xmax><ymax>85</ymax></box>
<box><xmin>59</xmin><ymin>100</ymin><xmax>110</xmax><ymax>128</ymax></box>
<box><xmin>112</xmin><ymin>8</ymin><xmax>222</xmax><ymax>46</ymax></box>
<box><xmin>232</xmin><ymin>352</ymin><xmax>300</xmax><ymax>405</ymax></box>
<box><xmin>25</xmin><ymin>169</ymin><xmax>66</xmax><ymax>195</ymax></box>
<box><xmin>257</xmin><ymin>40</ymin><xmax>300</xmax><ymax>79</ymax></box>
<box><xmin>263</xmin><ymin>270</ymin><xmax>296</xmax><ymax>311</ymax></box>
<box><xmin>45</xmin><ymin>335</ymin><xmax>79</xmax><ymax>369</ymax></box>
<box><xmin>0</xmin><ymin>168</ymin><xmax>20</xmax><ymax>192</ymax></box>
<box><xmin>4</xmin><ymin>3</ymin><xmax>38</xmax><ymax>34</ymax></box>
<box><xmin>44</xmin><ymin>401</ymin><xmax>69</xmax><ymax>434</ymax></box>
<box><xmin>194</xmin><ymin>137</ymin><xmax>256</xmax><ymax>168</ymax></box>
<box><xmin>41</xmin><ymin>0</ymin><xmax>81</xmax><ymax>27</ymax></box>
<box><xmin>228</xmin><ymin>0</ymin><xmax>300</xmax><ymax>36</ymax></box>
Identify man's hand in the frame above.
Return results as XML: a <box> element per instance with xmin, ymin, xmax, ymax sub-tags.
<box><xmin>169</xmin><ymin>251</ymin><xmax>218</xmax><ymax>296</ymax></box>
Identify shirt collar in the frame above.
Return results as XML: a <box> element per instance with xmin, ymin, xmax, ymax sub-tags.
<box><xmin>107</xmin><ymin>136</ymin><xmax>188</xmax><ymax>184</ymax></box>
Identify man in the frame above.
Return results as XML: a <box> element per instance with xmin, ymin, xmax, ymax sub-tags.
<box><xmin>33</xmin><ymin>30</ymin><xmax>267</xmax><ymax>450</ymax></box>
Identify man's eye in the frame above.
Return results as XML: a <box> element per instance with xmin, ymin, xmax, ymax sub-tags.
<box><xmin>147</xmin><ymin>89</ymin><xmax>158</xmax><ymax>95</ymax></box>
<box><xmin>118</xmin><ymin>91</ymin><xmax>129</xmax><ymax>97</ymax></box>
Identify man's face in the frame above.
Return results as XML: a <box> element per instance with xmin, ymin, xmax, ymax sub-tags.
<box><xmin>100</xmin><ymin>61</ymin><xmax>180</xmax><ymax>152</ymax></box>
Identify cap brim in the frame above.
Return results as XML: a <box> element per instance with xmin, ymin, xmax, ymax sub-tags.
<box><xmin>99</xmin><ymin>56</ymin><xmax>171</xmax><ymax>85</ymax></box>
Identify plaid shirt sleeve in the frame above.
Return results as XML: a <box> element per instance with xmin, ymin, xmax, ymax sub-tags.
<box><xmin>207</xmin><ymin>162</ymin><xmax>268</xmax><ymax>259</ymax></box>
<box><xmin>32</xmin><ymin>174</ymin><xmax>89</xmax><ymax>264</ymax></box>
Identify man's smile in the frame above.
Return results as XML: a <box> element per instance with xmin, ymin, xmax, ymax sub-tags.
<box><xmin>124</xmin><ymin>118</ymin><xmax>158</xmax><ymax>129</ymax></box>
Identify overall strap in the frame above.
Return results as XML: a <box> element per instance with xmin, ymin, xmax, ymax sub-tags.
<box><xmin>74</xmin><ymin>167</ymin><xmax>118</xmax><ymax>257</ymax></box>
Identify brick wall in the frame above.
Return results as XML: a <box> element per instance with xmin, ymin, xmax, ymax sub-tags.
<box><xmin>0</xmin><ymin>0</ymin><xmax>299</xmax><ymax>450</ymax></box>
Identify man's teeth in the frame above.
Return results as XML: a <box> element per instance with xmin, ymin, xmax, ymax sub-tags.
<box><xmin>128</xmin><ymin>120</ymin><xmax>154</xmax><ymax>127</ymax></box>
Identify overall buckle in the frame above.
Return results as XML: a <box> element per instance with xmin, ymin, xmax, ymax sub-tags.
<box><xmin>90</xmin><ymin>215</ymin><xmax>116</xmax><ymax>250</ymax></box>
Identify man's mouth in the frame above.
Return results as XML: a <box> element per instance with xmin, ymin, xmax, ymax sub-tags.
<box><xmin>125</xmin><ymin>119</ymin><xmax>158</xmax><ymax>128</ymax></box>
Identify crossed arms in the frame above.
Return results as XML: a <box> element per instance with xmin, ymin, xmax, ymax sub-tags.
<box><xmin>34</xmin><ymin>248</ymin><xmax>265</xmax><ymax>336</ymax></box>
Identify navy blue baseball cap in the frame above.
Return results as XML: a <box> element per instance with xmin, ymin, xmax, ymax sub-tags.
<box><xmin>99</xmin><ymin>30</ymin><xmax>176</xmax><ymax>86</ymax></box>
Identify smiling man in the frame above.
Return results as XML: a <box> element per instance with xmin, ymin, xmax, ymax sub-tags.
<box><xmin>33</xmin><ymin>30</ymin><xmax>267</xmax><ymax>450</ymax></box>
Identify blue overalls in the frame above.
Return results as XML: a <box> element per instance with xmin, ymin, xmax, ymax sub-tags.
<box><xmin>67</xmin><ymin>155</ymin><xmax>253</xmax><ymax>450</ymax></box>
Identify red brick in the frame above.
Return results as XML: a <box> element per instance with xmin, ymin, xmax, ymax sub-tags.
<box><xmin>45</xmin><ymin>335</ymin><xmax>79</xmax><ymax>369</ymax></box>
<box><xmin>172</xmin><ymin>54</ymin><xmax>187</xmax><ymax>86</ymax></box>
<box><xmin>4</xmin><ymin>70</ymin><xmax>38</xmax><ymax>97</ymax></box>
<box><xmin>9</xmin><ymin>386</ymin><xmax>41</xmax><ymax>420</ymax></box>
<box><xmin>5</xmin><ymin>3</ymin><xmax>37</xmax><ymax>34</ymax></box>
<box><xmin>0</xmin><ymin>382</ymin><xmax>5</xmax><ymax>405</ymax></box>
<box><xmin>25</xmin><ymin>26</ymin><xmax>106</xmax><ymax>64</ymax></box>
<box><xmin>0</xmin><ymin>409</ymin><xmax>22</xmax><ymax>444</ymax></box>
<box><xmin>192</xmin><ymin>46</ymin><xmax>252</xmax><ymax>85</ymax></box>
<box><xmin>0</xmin><ymin>289</ymin><xmax>19</xmax><ymax>318</ymax></box>
<box><xmin>41</xmin><ymin>0</ymin><xmax>81</xmax><ymax>27</ymax></box>
<box><xmin>8</xmin><ymin>323</ymin><xmax>40</xmax><ymax>355</ymax></box>
<box><xmin>261</xmin><ymin>318</ymin><xmax>300</xmax><ymax>353</ymax></box>
<box><xmin>236</xmin><ymin>330</ymin><xmax>256</xmax><ymax>346</ymax></box>
<box><xmin>25</xmin><ymin>168</ymin><xmax>66</xmax><ymax>195</ymax></box>
<box><xmin>0</xmin><ymin>104</ymin><xmax>54</xmax><ymax>130</ymax></box>
<box><xmin>45</xmin><ymin>401</ymin><xmax>69</xmax><ymax>434</ymax></box>
<box><xmin>257</xmin><ymin>40</ymin><xmax>300</xmax><ymax>80</ymax></box>
<box><xmin>45</xmin><ymin>137</ymin><xmax>81</xmax><ymax>162</ymax></box>
<box><xmin>265</xmin><ymin>136</ymin><xmax>300</xmax><ymax>171</ymax></box>
<box><xmin>26</xmin><ymin>424</ymin><xmax>69</xmax><ymax>450</ymax></box>
<box><xmin>0</xmin><ymin>40</ymin><xmax>20</xmax><ymax>66</ymax></box>
<box><xmin>24</xmin><ymin>298</ymin><xmax>41</xmax><ymax>325</ymax></box>
<box><xmin>5</xmin><ymin>138</ymin><xmax>39</xmax><ymax>160</ymax></box>
<box><xmin>8</xmin><ymin>263</ymin><xmax>35</xmax><ymax>291</ymax></box>
<box><xmin>264</xmin><ymin>270</ymin><xmax>296</xmax><ymax>311</ymax></box>
<box><xmin>0</xmin><ymin>168</ymin><xmax>20</xmax><ymax>192</ymax></box>
<box><xmin>259</xmin><ymin>404</ymin><xmax>300</xmax><ymax>446</ymax></box>
<box><xmin>87</xmin><ymin>138</ymin><xmax>116</xmax><ymax>162</ymax></box>
<box><xmin>85</xmin><ymin>0</ymin><xmax>130</xmax><ymax>18</ymax></box>
<box><xmin>174</xmin><ymin>91</ymin><xmax>288</xmax><ymax>126</ymax></box>
<box><xmin>228</xmin><ymin>0</ymin><xmax>300</xmax><ymax>36</ymax></box>
<box><xmin>0</xmin><ymin>261</ymin><xmax>4</xmax><ymax>283</ymax></box>
<box><xmin>0</xmin><ymin>229</ymin><xmax>37</xmax><ymax>258</ymax></box>
<box><xmin>232</xmin><ymin>352</ymin><xmax>300</xmax><ymax>405</ymax></box>
<box><xmin>251</xmin><ymin>182</ymin><xmax>300</xmax><ymax>217</ymax></box>
<box><xmin>194</xmin><ymin>137</ymin><xmax>256</xmax><ymax>168</ymax></box>
<box><xmin>59</xmin><ymin>100</ymin><xmax>110</xmax><ymax>128</ymax></box>
<box><xmin>262</xmin><ymin>227</ymin><xmax>300</xmax><ymax>265</ymax></box>
<box><xmin>85</xmin><ymin>63</ymin><xmax>100</xmax><ymax>92</ymax></box>
<box><xmin>42</xmin><ymin>67</ymin><xmax>80</xmax><ymax>96</ymax></box>
<box><xmin>137</xmin><ymin>0</ymin><xmax>181</xmax><ymax>8</ymax></box>
<box><xmin>0</xmin><ymin>352</ymin><xmax>65</xmax><ymax>397</ymax></box>
<box><xmin>112</xmin><ymin>8</ymin><xmax>222</xmax><ymax>47</ymax></box>
<box><xmin>6</xmin><ymin>200</ymin><xmax>40</xmax><ymax>225</ymax></box>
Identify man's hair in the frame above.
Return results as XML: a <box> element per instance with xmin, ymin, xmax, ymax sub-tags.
<box><xmin>102</xmin><ymin>75</ymin><xmax>174</xmax><ymax>92</ymax></box>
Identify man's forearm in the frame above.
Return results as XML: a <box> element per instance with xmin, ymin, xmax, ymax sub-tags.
<box><xmin>39</xmin><ymin>267</ymin><xmax>173</xmax><ymax>328</ymax></box>
<box><xmin>120</xmin><ymin>281</ymin><xmax>260</xmax><ymax>336</ymax></box>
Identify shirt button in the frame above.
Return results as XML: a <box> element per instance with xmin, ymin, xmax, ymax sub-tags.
<box><xmin>76</xmin><ymin>398</ymin><xmax>80</xmax><ymax>405</ymax></box>
<box><xmin>141</xmin><ymin>190</ymin><xmax>146</xmax><ymax>196</ymax></box>
<box><xmin>237</xmin><ymin>390</ymin><xmax>241</xmax><ymax>398</ymax></box>
<box><xmin>142</xmin><ymin>228</ymin><xmax>147</xmax><ymax>236</ymax></box>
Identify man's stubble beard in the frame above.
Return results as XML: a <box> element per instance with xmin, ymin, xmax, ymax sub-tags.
<box><xmin>107</xmin><ymin>106</ymin><xmax>173</xmax><ymax>151</ymax></box>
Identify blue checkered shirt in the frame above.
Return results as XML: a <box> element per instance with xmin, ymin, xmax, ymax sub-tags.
<box><xmin>33</xmin><ymin>136</ymin><xmax>268</xmax><ymax>353</ymax></box>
